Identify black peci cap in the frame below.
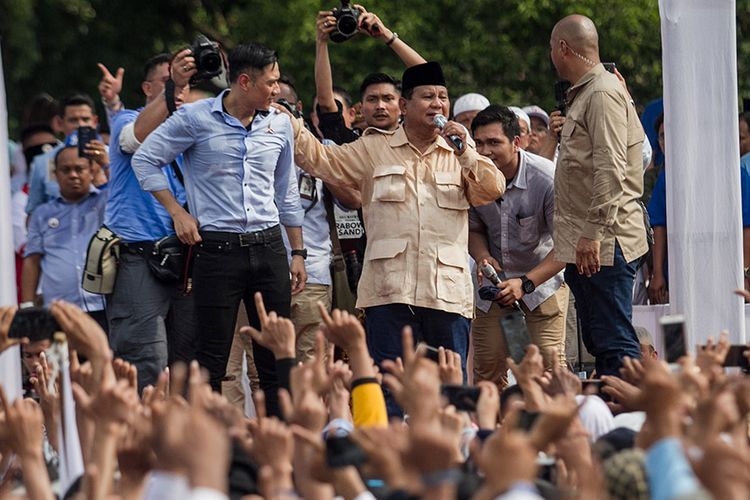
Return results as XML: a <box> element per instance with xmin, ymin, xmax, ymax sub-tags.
<box><xmin>401</xmin><ymin>61</ymin><xmax>446</xmax><ymax>94</ymax></box>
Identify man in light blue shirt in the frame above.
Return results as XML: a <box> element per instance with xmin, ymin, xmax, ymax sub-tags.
<box><xmin>22</xmin><ymin>146</ymin><xmax>108</xmax><ymax>330</ymax></box>
<box><xmin>132</xmin><ymin>42</ymin><xmax>305</xmax><ymax>416</ymax></box>
<box><xmin>26</xmin><ymin>94</ymin><xmax>100</xmax><ymax>215</ymax></box>
<box><xmin>104</xmin><ymin>52</ymin><xmax>197</xmax><ymax>392</ymax></box>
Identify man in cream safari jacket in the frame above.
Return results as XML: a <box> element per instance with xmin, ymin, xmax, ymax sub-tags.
<box><xmin>280</xmin><ymin>61</ymin><xmax>504</xmax><ymax>413</ymax></box>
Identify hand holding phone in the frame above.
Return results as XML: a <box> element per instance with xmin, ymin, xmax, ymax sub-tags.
<box><xmin>8</xmin><ymin>307</ymin><xmax>60</xmax><ymax>343</ymax></box>
<box><xmin>721</xmin><ymin>345</ymin><xmax>750</xmax><ymax>369</ymax></box>
<box><xmin>500</xmin><ymin>311</ymin><xmax>532</xmax><ymax>365</ymax></box>
<box><xmin>77</xmin><ymin>126</ymin><xmax>97</xmax><ymax>159</ymax></box>
<box><xmin>440</xmin><ymin>384</ymin><xmax>481</xmax><ymax>412</ymax></box>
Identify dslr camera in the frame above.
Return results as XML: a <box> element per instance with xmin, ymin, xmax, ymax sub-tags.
<box><xmin>330</xmin><ymin>0</ymin><xmax>361</xmax><ymax>43</ymax></box>
<box><xmin>190</xmin><ymin>34</ymin><xmax>223</xmax><ymax>84</ymax></box>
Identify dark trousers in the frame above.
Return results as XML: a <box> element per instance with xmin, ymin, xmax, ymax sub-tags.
<box><xmin>108</xmin><ymin>249</ymin><xmax>197</xmax><ymax>393</ymax></box>
<box><xmin>88</xmin><ymin>309</ymin><xmax>109</xmax><ymax>335</ymax></box>
<box><xmin>193</xmin><ymin>226</ymin><xmax>290</xmax><ymax>418</ymax></box>
<box><xmin>564</xmin><ymin>242</ymin><xmax>641</xmax><ymax>377</ymax></box>
<box><xmin>365</xmin><ymin>303</ymin><xmax>470</xmax><ymax>416</ymax></box>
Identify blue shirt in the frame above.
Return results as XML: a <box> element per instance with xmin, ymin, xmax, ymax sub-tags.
<box><xmin>646</xmin><ymin>438</ymin><xmax>702</xmax><ymax>500</ymax></box>
<box><xmin>104</xmin><ymin>109</ymin><xmax>187</xmax><ymax>242</ymax></box>
<box><xmin>648</xmin><ymin>165</ymin><xmax>750</xmax><ymax>228</ymax></box>
<box><xmin>132</xmin><ymin>89</ymin><xmax>304</xmax><ymax>232</ymax></box>
<box><xmin>741</xmin><ymin>152</ymin><xmax>750</xmax><ymax>179</ymax></box>
<box><xmin>25</xmin><ymin>190</ymin><xmax>108</xmax><ymax>311</ymax></box>
<box><xmin>25</xmin><ymin>144</ymin><xmax>63</xmax><ymax>214</ymax></box>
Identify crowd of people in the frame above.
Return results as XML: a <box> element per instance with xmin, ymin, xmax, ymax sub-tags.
<box><xmin>3</xmin><ymin>4</ymin><xmax>750</xmax><ymax>499</ymax></box>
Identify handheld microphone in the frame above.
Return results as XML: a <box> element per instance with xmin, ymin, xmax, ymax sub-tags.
<box><xmin>433</xmin><ymin>114</ymin><xmax>464</xmax><ymax>151</ymax></box>
<box><xmin>480</xmin><ymin>262</ymin><xmax>501</xmax><ymax>286</ymax></box>
<box><xmin>479</xmin><ymin>261</ymin><xmax>523</xmax><ymax>312</ymax></box>
<box><xmin>554</xmin><ymin>80</ymin><xmax>571</xmax><ymax>116</ymax></box>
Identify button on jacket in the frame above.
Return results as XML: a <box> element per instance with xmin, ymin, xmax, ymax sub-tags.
<box><xmin>554</xmin><ymin>63</ymin><xmax>648</xmax><ymax>265</ymax></box>
<box><xmin>290</xmin><ymin>119</ymin><xmax>505</xmax><ymax>318</ymax></box>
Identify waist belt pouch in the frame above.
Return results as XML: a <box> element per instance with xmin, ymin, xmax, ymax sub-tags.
<box><xmin>82</xmin><ymin>225</ymin><xmax>121</xmax><ymax>294</ymax></box>
<box><xmin>147</xmin><ymin>236</ymin><xmax>185</xmax><ymax>283</ymax></box>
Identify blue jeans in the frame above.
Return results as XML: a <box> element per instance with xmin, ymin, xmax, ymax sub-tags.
<box><xmin>365</xmin><ymin>303</ymin><xmax>470</xmax><ymax>416</ymax></box>
<box><xmin>565</xmin><ymin>243</ymin><xmax>641</xmax><ymax>377</ymax></box>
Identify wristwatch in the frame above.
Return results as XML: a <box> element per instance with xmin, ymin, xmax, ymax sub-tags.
<box><xmin>520</xmin><ymin>275</ymin><xmax>536</xmax><ymax>294</ymax></box>
<box><xmin>291</xmin><ymin>248</ymin><xmax>308</xmax><ymax>260</ymax></box>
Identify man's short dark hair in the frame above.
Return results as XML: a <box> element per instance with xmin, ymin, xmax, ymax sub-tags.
<box><xmin>22</xmin><ymin>93</ymin><xmax>59</xmax><ymax>129</ymax></box>
<box><xmin>359</xmin><ymin>73</ymin><xmax>401</xmax><ymax>100</ymax></box>
<box><xmin>332</xmin><ymin>86</ymin><xmax>352</xmax><ymax>108</ymax></box>
<box><xmin>228</xmin><ymin>43</ymin><xmax>278</xmax><ymax>83</ymax></box>
<box><xmin>143</xmin><ymin>53</ymin><xmax>172</xmax><ymax>81</ymax></box>
<box><xmin>54</xmin><ymin>145</ymin><xmax>80</xmax><ymax>167</ymax></box>
<box><xmin>279</xmin><ymin>74</ymin><xmax>298</xmax><ymax>101</ymax></box>
<box><xmin>471</xmin><ymin>104</ymin><xmax>520</xmax><ymax>140</ymax></box>
<box><xmin>59</xmin><ymin>94</ymin><xmax>95</xmax><ymax>117</ymax></box>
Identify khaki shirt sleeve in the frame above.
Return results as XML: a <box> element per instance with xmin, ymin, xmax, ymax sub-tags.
<box><xmin>581</xmin><ymin>90</ymin><xmax>628</xmax><ymax>240</ymax></box>
<box><xmin>458</xmin><ymin>146</ymin><xmax>506</xmax><ymax>206</ymax></box>
<box><xmin>291</xmin><ymin>116</ymin><xmax>369</xmax><ymax>190</ymax></box>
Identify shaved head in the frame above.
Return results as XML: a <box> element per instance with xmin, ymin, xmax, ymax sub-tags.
<box><xmin>552</xmin><ymin>14</ymin><xmax>600</xmax><ymax>57</ymax></box>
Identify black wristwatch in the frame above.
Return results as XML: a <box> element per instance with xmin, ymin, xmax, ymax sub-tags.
<box><xmin>291</xmin><ymin>248</ymin><xmax>308</xmax><ymax>260</ymax></box>
<box><xmin>520</xmin><ymin>275</ymin><xmax>536</xmax><ymax>294</ymax></box>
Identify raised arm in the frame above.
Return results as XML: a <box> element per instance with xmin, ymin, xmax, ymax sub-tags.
<box><xmin>358</xmin><ymin>9</ymin><xmax>427</xmax><ymax>68</ymax></box>
<box><xmin>131</xmin><ymin>106</ymin><xmax>200</xmax><ymax>244</ymax></box>
<box><xmin>315</xmin><ymin>11</ymin><xmax>339</xmax><ymax>114</ymax></box>
<box><xmin>133</xmin><ymin>50</ymin><xmax>196</xmax><ymax>143</ymax></box>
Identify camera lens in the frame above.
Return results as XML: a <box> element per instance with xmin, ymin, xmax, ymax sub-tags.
<box><xmin>337</xmin><ymin>14</ymin><xmax>358</xmax><ymax>37</ymax></box>
<box><xmin>200</xmin><ymin>51</ymin><xmax>222</xmax><ymax>73</ymax></box>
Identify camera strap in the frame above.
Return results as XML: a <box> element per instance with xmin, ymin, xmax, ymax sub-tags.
<box><xmin>164</xmin><ymin>79</ymin><xmax>178</xmax><ymax>116</ymax></box>
<box><xmin>169</xmin><ymin>160</ymin><xmax>189</xmax><ymax>213</ymax></box>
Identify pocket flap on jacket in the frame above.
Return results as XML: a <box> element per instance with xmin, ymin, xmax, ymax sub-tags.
<box><xmin>373</xmin><ymin>164</ymin><xmax>406</xmax><ymax>178</ymax></box>
<box><xmin>437</xmin><ymin>246</ymin><xmax>467</xmax><ymax>269</ymax></box>
<box><xmin>367</xmin><ymin>238</ymin><xmax>408</xmax><ymax>261</ymax></box>
<box><xmin>434</xmin><ymin>170</ymin><xmax>462</xmax><ymax>186</ymax></box>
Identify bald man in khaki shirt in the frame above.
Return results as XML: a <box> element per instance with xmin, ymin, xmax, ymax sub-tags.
<box><xmin>550</xmin><ymin>15</ymin><xmax>647</xmax><ymax>377</ymax></box>
<box><xmin>278</xmin><ymin>63</ymin><xmax>504</xmax><ymax>413</ymax></box>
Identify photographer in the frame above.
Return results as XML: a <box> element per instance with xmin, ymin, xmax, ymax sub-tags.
<box><xmin>105</xmin><ymin>51</ymin><xmax>196</xmax><ymax>392</ymax></box>
<box><xmin>132</xmin><ymin>42</ymin><xmax>305</xmax><ymax>417</ymax></box>
<box><xmin>315</xmin><ymin>5</ymin><xmax>427</xmax><ymax>290</ymax></box>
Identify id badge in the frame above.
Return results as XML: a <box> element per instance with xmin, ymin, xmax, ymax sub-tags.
<box><xmin>299</xmin><ymin>174</ymin><xmax>316</xmax><ymax>201</ymax></box>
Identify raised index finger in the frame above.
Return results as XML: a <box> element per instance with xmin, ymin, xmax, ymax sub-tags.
<box><xmin>97</xmin><ymin>63</ymin><xmax>113</xmax><ymax>79</ymax></box>
<box><xmin>318</xmin><ymin>301</ymin><xmax>334</xmax><ymax>327</ymax></box>
<box><xmin>254</xmin><ymin>292</ymin><xmax>269</xmax><ymax>327</ymax></box>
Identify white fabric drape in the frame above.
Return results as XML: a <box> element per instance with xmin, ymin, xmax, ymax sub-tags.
<box><xmin>659</xmin><ymin>0</ymin><xmax>745</xmax><ymax>347</ymax></box>
<box><xmin>0</xmin><ymin>42</ymin><xmax>22</xmax><ymax>400</ymax></box>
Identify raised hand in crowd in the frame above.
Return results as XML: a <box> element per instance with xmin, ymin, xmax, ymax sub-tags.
<box><xmin>0</xmin><ymin>305</ymin><xmax>26</xmax><ymax>353</ymax></box>
<box><xmin>0</xmin><ymin>387</ymin><xmax>55</xmax><ymax>500</ymax></box>
<box><xmin>29</xmin><ymin>352</ymin><xmax>60</xmax><ymax>452</ymax></box>
<box><xmin>437</xmin><ymin>346</ymin><xmax>463</xmax><ymax>385</ymax></box>
<box><xmin>97</xmin><ymin>62</ymin><xmax>124</xmax><ymax>110</ymax></box>
<box><xmin>241</xmin><ymin>291</ymin><xmax>296</xmax><ymax>360</ymax></box>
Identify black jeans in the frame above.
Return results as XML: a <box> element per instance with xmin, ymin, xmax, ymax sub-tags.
<box><xmin>193</xmin><ymin>225</ymin><xmax>291</xmax><ymax>417</ymax></box>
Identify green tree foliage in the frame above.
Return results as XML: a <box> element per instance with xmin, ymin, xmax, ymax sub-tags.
<box><xmin>0</xmin><ymin>0</ymin><xmax>748</xmax><ymax>137</ymax></box>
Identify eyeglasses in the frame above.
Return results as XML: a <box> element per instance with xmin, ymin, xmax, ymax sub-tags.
<box><xmin>56</xmin><ymin>165</ymin><xmax>89</xmax><ymax>175</ymax></box>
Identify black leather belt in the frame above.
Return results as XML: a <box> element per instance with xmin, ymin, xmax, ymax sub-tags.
<box><xmin>200</xmin><ymin>225</ymin><xmax>281</xmax><ymax>247</ymax></box>
<box><xmin>120</xmin><ymin>241</ymin><xmax>157</xmax><ymax>254</ymax></box>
